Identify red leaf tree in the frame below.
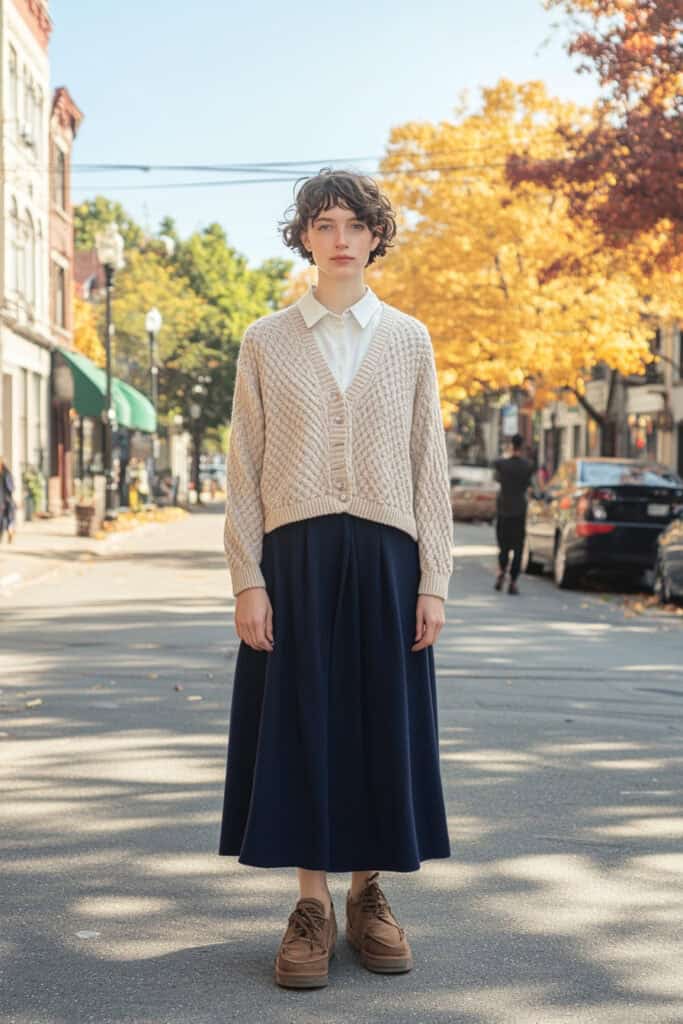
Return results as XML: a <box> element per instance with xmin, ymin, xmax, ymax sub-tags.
<box><xmin>507</xmin><ymin>0</ymin><xmax>683</xmax><ymax>267</ymax></box>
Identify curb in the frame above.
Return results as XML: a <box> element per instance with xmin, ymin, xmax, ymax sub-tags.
<box><xmin>0</xmin><ymin>520</ymin><xmax>170</xmax><ymax>597</ymax></box>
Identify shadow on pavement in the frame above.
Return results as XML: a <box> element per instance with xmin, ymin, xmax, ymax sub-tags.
<box><xmin>2</xmin><ymin>522</ymin><xmax>682</xmax><ymax>1023</ymax></box>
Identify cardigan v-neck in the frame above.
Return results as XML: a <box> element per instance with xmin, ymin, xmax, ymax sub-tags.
<box><xmin>296</xmin><ymin>304</ymin><xmax>392</xmax><ymax>402</ymax></box>
<box><xmin>296</xmin><ymin>285</ymin><xmax>383</xmax><ymax>396</ymax></box>
<box><xmin>223</xmin><ymin>301</ymin><xmax>453</xmax><ymax>600</ymax></box>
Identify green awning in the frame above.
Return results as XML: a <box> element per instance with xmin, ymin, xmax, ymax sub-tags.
<box><xmin>57</xmin><ymin>348</ymin><xmax>157</xmax><ymax>433</ymax></box>
<box><xmin>115</xmin><ymin>379</ymin><xmax>156</xmax><ymax>433</ymax></box>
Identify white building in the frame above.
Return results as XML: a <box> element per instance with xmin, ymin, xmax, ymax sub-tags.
<box><xmin>0</xmin><ymin>0</ymin><xmax>52</xmax><ymax>519</ymax></box>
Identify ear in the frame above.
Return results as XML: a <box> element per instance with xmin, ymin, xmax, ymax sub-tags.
<box><xmin>370</xmin><ymin>234</ymin><xmax>381</xmax><ymax>252</ymax></box>
<box><xmin>301</xmin><ymin>229</ymin><xmax>313</xmax><ymax>256</ymax></box>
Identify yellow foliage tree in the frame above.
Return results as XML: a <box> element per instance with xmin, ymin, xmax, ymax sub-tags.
<box><xmin>73</xmin><ymin>288</ymin><xmax>105</xmax><ymax>366</ymax></box>
<box><xmin>282</xmin><ymin>264</ymin><xmax>317</xmax><ymax>306</ymax></box>
<box><xmin>370</xmin><ymin>80</ymin><xmax>660</xmax><ymax>417</ymax></box>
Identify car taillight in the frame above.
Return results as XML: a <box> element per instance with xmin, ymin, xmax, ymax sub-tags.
<box><xmin>576</xmin><ymin>523</ymin><xmax>616</xmax><ymax>536</ymax></box>
<box><xmin>577</xmin><ymin>487</ymin><xmax>614</xmax><ymax>522</ymax></box>
<box><xmin>576</xmin><ymin>494</ymin><xmax>591</xmax><ymax>519</ymax></box>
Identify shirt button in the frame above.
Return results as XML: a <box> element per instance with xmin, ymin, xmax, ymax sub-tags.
<box><xmin>340</xmin><ymin>493</ymin><xmax>348</xmax><ymax>502</ymax></box>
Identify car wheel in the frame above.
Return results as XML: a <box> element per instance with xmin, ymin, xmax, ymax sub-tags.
<box><xmin>522</xmin><ymin>536</ymin><xmax>543</xmax><ymax>575</ymax></box>
<box><xmin>653</xmin><ymin>554</ymin><xmax>672</xmax><ymax>605</ymax></box>
<box><xmin>553</xmin><ymin>535</ymin><xmax>578</xmax><ymax>589</ymax></box>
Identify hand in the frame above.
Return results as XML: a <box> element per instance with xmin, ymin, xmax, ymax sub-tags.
<box><xmin>411</xmin><ymin>594</ymin><xmax>445</xmax><ymax>652</ymax></box>
<box><xmin>235</xmin><ymin>587</ymin><xmax>274</xmax><ymax>652</ymax></box>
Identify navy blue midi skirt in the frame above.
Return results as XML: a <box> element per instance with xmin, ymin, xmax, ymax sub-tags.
<box><xmin>218</xmin><ymin>513</ymin><xmax>451</xmax><ymax>872</ymax></box>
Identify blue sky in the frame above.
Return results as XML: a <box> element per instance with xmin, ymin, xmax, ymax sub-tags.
<box><xmin>50</xmin><ymin>0</ymin><xmax>597</xmax><ymax>268</ymax></box>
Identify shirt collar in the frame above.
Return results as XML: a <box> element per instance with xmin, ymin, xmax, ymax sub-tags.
<box><xmin>297</xmin><ymin>285</ymin><xmax>381</xmax><ymax>329</ymax></box>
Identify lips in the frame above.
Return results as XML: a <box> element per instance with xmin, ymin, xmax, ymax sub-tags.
<box><xmin>332</xmin><ymin>257</ymin><xmax>354</xmax><ymax>262</ymax></box>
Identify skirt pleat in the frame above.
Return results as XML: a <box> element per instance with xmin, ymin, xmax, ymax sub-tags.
<box><xmin>218</xmin><ymin>512</ymin><xmax>450</xmax><ymax>872</ymax></box>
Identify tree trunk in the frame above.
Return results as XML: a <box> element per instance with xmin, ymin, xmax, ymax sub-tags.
<box><xmin>567</xmin><ymin>387</ymin><xmax>605</xmax><ymax>430</ymax></box>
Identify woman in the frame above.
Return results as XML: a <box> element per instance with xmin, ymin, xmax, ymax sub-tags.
<box><xmin>0</xmin><ymin>455</ymin><xmax>16</xmax><ymax>543</ymax></box>
<box><xmin>219</xmin><ymin>170</ymin><xmax>453</xmax><ymax>989</ymax></box>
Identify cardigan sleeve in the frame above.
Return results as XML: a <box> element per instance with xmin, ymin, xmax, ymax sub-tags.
<box><xmin>409</xmin><ymin>329</ymin><xmax>453</xmax><ymax>601</ymax></box>
<box><xmin>223</xmin><ymin>326</ymin><xmax>267</xmax><ymax>595</ymax></box>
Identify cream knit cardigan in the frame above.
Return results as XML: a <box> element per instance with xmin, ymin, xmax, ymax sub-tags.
<box><xmin>223</xmin><ymin>301</ymin><xmax>453</xmax><ymax>600</ymax></box>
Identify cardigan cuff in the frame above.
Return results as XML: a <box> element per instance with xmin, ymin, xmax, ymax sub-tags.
<box><xmin>418</xmin><ymin>570</ymin><xmax>450</xmax><ymax>601</ymax></box>
<box><xmin>229</xmin><ymin>563</ymin><xmax>267</xmax><ymax>596</ymax></box>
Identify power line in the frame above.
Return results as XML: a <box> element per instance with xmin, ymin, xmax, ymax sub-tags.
<box><xmin>68</xmin><ymin>161</ymin><xmax>513</xmax><ymax>193</ymax></box>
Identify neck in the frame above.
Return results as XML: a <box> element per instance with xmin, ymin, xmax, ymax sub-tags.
<box><xmin>313</xmin><ymin>271</ymin><xmax>366</xmax><ymax>315</ymax></box>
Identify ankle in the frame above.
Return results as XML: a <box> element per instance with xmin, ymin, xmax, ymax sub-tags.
<box><xmin>349</xmin><ymin>872</ymin><xmax>378</xmax><ymax>901</ymax></box>
<box><xmin>299</xmin><ymin>889</ymin><xmax>332</xmax><ymax>916</ymax></box>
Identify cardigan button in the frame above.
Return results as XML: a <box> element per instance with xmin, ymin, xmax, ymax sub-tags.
<box><xmin>339</xmin><ymin>493</ymin><xmax>348</xmax><ymax>502</ymax></box>
<box><xmin>333</xmin><ymin>415</ymin><xmax>343</xmax><ymax>425</ymax></box>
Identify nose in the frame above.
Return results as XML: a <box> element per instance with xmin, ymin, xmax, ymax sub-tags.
<box><xmin>334</xmin><ymin>228</ymin><xmax>349</xmax><ymax>248</ymax></box>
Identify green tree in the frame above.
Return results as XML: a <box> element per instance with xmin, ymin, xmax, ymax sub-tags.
<box><xmin>74</xmin><ymin>196</ymin><xmax>145</xmax><ymax>251</ymax></box>
<box><xmin>172</xmin><ymin>224</ymin><xmax>291</xmax><ymax>494</ymax></box>
<box><xmin>77</xmin><ymin>202</ymin><xmax>291</xmax><ymax>497</ymax></box>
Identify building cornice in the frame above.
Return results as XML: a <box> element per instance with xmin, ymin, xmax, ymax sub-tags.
<box><xmin>1</xmin><ymin>309</ymin><xmax>53</xmax><ymax>350</ymax></box>
<box><xmin>51</xmin><ymin>86</ymin><xmax>85</xmax><ymax>138</ymax></box>
<box><xmin>14</xmin><ymin>0</ymin><xmax>53</xmax><ymax>50</ymax></box>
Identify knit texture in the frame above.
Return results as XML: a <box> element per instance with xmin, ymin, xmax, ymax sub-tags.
<box><xmin>223</xmin><ymin>302</ymin><xmax>453</xmax><ymax>600</ymax></box>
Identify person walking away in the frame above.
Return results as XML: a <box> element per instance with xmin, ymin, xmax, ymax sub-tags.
<box><xmin>493</xmin><ymin>434</ymin><xmax>533</xmax><ymax>595</ymax></box>
<box><xmin>219</xmin><ymin>169</ymin><xmax>453</xmax><ymax>989</ymax></box>
<box><xmin>0</xmin><ymin>455</ymin><xmax>16</xmax><ymax>543</ymax></box>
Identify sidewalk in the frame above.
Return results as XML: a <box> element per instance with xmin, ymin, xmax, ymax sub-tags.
<box><xmin>0</xmin><ymin>507</ymin><xmax>189</xmax><ymax>594</ymax></box>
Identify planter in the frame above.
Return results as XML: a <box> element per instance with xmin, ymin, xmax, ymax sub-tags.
<box><xmin>75</xmin><ymin>504</ymin><xmax>96</xmax><ymax>537</ymax></box>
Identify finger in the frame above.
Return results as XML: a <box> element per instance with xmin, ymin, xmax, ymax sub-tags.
<box><xmin>412</xmin><ymin>621</ymin><xmax>438</xmax><ymax>651</ymax></box>
<box><xmin>255</xmin><ymin>630</ymin><xmax>273</xmax><ymax>653</ymax></box>
<box><xmin>265</xmin><ymin>606</ymin><xmax>274</xmax><ymax>644</ymax></box>
<box><xmin>415</xmin><ymin>614</ymin><xmax>425</xmax><ymax>642</ymax></box>
<box><xmin>424</xmin><ymin>622</ymin><xmax>438</xmax><ymax>647</ymax></box>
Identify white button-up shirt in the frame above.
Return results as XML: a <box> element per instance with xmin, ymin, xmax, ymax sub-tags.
<box><xmin>296</xmin><ymin>285</ymin><xmax>382</xmax><ymax>393</ymax></box>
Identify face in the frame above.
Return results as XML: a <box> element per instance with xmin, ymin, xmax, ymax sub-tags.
<box><xmin>301</xmin><ymin>205</ymin><xmax>380</xmax><ymax>276</ymax></box>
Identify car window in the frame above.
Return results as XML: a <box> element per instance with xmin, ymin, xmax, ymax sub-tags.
<box><xmin>580</xmin><ymin>462</ymin><xmax>683</xmax><ymax>488</ymax></box>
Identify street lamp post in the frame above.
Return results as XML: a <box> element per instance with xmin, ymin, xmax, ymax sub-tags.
<box><xmin>94</xmin><ymin>223</ymin><xmax>125</xmax><ymax>520</ymax></box>
<box><xmin>145</xmin><ymin>307</ymin><xmax>162</xmax><ymax>484</ymax></box>
<box><xmin>189</xmin><ymin>375</ymin><xmax>210</xmax><ymax>503</ymax></box>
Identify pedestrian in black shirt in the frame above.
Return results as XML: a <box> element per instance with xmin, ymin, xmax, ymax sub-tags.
<box><xmin>0</xmin><ymin>455</ymin><xmax>16</xmax><ymax>544</ymax></box>
<box><xmin>493</xmin><ymin>435</ymin><xmax>533</xmax><ymax>595</ymax></box>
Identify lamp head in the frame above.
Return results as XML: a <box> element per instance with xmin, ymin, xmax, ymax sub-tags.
<box><xmin>95</xmin><ymin>223</ymin><xmax>125</xmax><ymax>271</ymax></box>
<box><xmin>145</xmin><ymin>307</ymin><xmax>163</xmax><ymax>334</ymax></box>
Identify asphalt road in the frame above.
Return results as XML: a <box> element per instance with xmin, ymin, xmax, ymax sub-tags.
<box><xmin>1</xmin><ymin>508</ymin><xmax>682</xmax><ymax>1024</ymax></box>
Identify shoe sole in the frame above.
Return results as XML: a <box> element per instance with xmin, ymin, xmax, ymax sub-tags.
<box><xmin>274</xmin><ymin>949</ymin><xmax>335</xmax><ymax>989</ymax></box>
<box><xmin>346</xmin><ymin>929</ymin><xmax>413</xmax><ymax>974</ymax></box>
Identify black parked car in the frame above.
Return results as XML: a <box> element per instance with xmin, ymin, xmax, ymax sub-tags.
<box><xmin>654</xmin><ymin>511</ymin><xmax>683</xmax><ymax>604</ymax></box>
<box><xmin>524</xmin><ymin>458</ymin><xmax>683</xmax><ymax>588</ymax></box>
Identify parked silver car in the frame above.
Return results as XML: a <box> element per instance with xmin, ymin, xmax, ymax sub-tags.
<box><xmin>450</xmin><ymin>465</ymin><xmax>499</xmax><ymax>522</ymax></box>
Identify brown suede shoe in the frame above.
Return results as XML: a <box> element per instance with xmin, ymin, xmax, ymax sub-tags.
<box><xmin>346</xmin><ymin>873</ymin><xmax>413</xmax><ymax>973</ymax></box>
<box><xmin>274</xmin><ymin>897</ymin><xmax>337</xmax><ymax>989</ymax></box>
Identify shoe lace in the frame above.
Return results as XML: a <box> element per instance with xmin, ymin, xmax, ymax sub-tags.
<box><xmin>359</xmin><ymin>880</ymin><xmax>395</xmax><ymax>926</ymax></box>
<box><xmin>285</xmin><ymin>901</ymin><xmax>327</xmax><ymax>950</ymax></box>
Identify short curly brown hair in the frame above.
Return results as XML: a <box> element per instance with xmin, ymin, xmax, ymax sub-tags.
<box><xmin>280</xmin><ymin>168</ymin><xmax>397</xmax><ymax>266</ymax></box>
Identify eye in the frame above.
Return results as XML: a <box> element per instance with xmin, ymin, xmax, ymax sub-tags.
<box><xmin>352</xmin><ymin>222</ymin><xmax>366</xmax><ymax>231</ymax></box>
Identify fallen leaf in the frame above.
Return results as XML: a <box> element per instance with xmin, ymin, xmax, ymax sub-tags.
<box><xmin>25</xmin><ymin>698</ymin><xmax>43</xmax><ymax>708</ymax></box>
<box><xmin>186</xmin><ymin>695</ymin><xmax>203</xmax><ymax>702</ymax></box>
<box><xmin>174</xmin><ymin>684</ymin><xmax>184</xmax><ymax>691</ymax></box>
